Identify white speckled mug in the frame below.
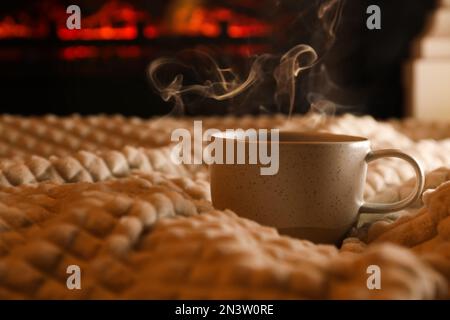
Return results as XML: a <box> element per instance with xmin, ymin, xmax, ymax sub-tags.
<box><xmin>210</xmin><ymin>131</ymin><xmax>424</xmax><ymax>244</ymax></box>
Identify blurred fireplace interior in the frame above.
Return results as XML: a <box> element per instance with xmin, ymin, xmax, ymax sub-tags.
<box><xmin>0</xmin><ymin>0</ymin><xmax>437</xmax><ymax>118</ymax></box>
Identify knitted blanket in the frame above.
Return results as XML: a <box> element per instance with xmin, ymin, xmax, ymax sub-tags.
<box><xmin>0</xmin><ymin>114</ymin><xmax>449</xmax><ymax>299</ymax></box>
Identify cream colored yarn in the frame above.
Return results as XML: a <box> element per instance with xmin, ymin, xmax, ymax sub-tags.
<box><xmin>0</xmin><ymin>173</ymin><xmax>447</xmax><ymax>299</ymax></box>
<box><xmin>1</xmin><ymin>113</ymin><xmax>450</xmax><ymax>197</ymax></box>
<box><xmin>0</xmin><ymin>114</ymin><xmax>449</xmax><ymax>299</ymax></box>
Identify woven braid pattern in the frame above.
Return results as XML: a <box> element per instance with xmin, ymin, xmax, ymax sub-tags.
<box><xmin>0</xmin><ymin>146</ymin><xmax>199</xmax><ymax>187</ymax></box>
<box><xmin>0</xmin><ymin>114</ymin><xmax>449</xmax><ymax>299</ymax></box>
<box><xmin>0</xmin><ymin>173</ymin><xmax>447</xmax><ymax>299</ymax></box>
<box><xmin>1</xmin><ymin>114</ymin><xmax>450</xmax><ymax>199</ymax></box>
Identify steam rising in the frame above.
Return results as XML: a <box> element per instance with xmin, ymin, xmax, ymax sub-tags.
<box><xmin>148</xmin><ymin>51</ymin><xmax>271</xmax><ymax>115</ymax></box>
<box><xmin>149</xmin><ymin>45</ymin><xmax>317</xmax><ymax>115</ymax></box>
<box><xmin>148</xmin><ymin>0</ymin><xmax>344</xmax><ymax>116</ymax></box>
<box><xmin>318</xmin><ymin>0</ymin><xmax>345</xmax><ymax>40</ymax></box>
<box><xmin>274</xmin><ymin>45</ymin><xmax>318</xmax><ymax>116</ymax></box>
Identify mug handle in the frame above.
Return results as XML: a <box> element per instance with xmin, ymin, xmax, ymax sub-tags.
<box><xmin>359</xmin><ymin>149</ymin><xmax>425</xmax><ymax>214</ymax></box>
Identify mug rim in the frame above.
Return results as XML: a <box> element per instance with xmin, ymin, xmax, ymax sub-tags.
<box><xmin>212</xmin><ymin>130</ymin><xmax>369</xmax><ymax>144</ymax></box>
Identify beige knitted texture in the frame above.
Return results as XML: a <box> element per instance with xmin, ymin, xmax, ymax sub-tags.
<box><xmin>0</xmin><ymin>173</ymin><xmax>211</xmax><ymax>299</ymax></box>
<box><xmin>0</xmin><ymin>114</ymin><xmax>286</xmax><ymax>160</ymax></box>
<box><xmin>0</xmin><ymin>146</ymin><xmax>198</xmax><ymax>187</ymax></box>
<box><xmin>0</xmin><ymin>174</ymin><xmax>446</xmax><ymax>299</ymax></box>
<box><xmin>0</xmin><ymin>114</ymin><xmax>450</xmax><ymax>299</ymax></box>
<box><xmin>366</xmin><ymin>181</ymin><xmax>450</xmax><ymax>290</ymax></box>
<box><xmin>1</xmin><ymin>114</ymin><xmax>450</xmax><ymax>199</ymax></box>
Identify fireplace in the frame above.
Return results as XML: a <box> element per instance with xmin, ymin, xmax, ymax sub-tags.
<box><xmin>0</xmin><ymin>0</ymin><xmax>437</xmax><ymax>118</ymax></box>
<box><xmin>0</xmin><ymin>0</ymin><xmax>275</xmax><ymax>116</ymax></box>
<box><xmin>0</xmin><ymin>1</ymin><xmax>272</xmax><ymax>50</ymax></box>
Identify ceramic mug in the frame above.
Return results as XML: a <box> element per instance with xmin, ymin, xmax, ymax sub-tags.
<box><xmin>209</xmin><ymin>131</ymin><xmax>424</xmax><ymax>244</ymax></box>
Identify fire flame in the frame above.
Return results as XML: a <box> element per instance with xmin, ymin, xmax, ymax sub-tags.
<box><xmin>0</xmin><ymin>16</ymin><xmax>47</xmax><ymax>39</ymax></box>
<box><xmin>57</xmin><ymin>1</ymin><xmax>143</xmax><ymax>40</ymax></box>
<box><xmin>165</xmin><ymin>5</ymin><xmax>271</xmax><ymax>38</ymax></box>
<box><xmin>0</xmin><ymin>1</ymin><xmax>271</xmax><ymax>41</ymax></box>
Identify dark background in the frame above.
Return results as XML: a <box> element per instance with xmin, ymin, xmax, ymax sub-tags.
<box><xmin>0</xmin><ymin>0</ymin><xmax>437</xmax><ymax>118</ymax></box>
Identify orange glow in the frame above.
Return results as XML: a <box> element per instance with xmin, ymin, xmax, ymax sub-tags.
<box><xmin>143</xmin><ymin>25</ymin><xmax>159</xmax><ymax>39</ymax></box>
<box><xmin>228</xmin><ymin>23</ymin><xmax>271</xmax><ymax>38</ymax></box>
<box><xmin>201</xmin><ymin>23</ymin><xmax>220</xmax><ymax>38</ymax></box>
<box><xmin>0</xmin><ymin>2</ymin><xmax>271</xmax><ymax>42</ymax></box>
<box><xmin>60</xmin><ymin>46</ymin><xmax>98</xmax><ymax>60</ymax></box>
<box><xmin>215</xmin><ymin>8</ymin><xmax>232</xmax><ymax>21</ymax></box>
<box><xmin>57</xmin><ymin>1</ymin><xmax>143</xmax><ymax>41</ymax></box>
<box><xmin>161</xmin><ymin>5</ymin><xmax>270</xmax><ymax>39</ymax></box>
<box><xmin>117</xmin><ymin>45</ymin><xmax>141</xmax><ymax>58</ymax></box>
<box><xmin>60</xmin><ymin>45</ymin><xmax>141</xmax><ymax>60</ymax></box>
<box><xmin>0</xmin><ymin>16</ymin><xmax>47</xmax><ymax>39</ymax></box>
<box><xmin>58</xmin><ymin>26</ymin><xmax>137</xmax><ymax>41</ymax></box>
<box><xmin>225</xmin><ymin>44</ymin><xmax>269</xmax><ymax>56</ymax></box>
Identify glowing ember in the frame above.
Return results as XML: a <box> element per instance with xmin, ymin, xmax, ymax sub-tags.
<box><xmin>57</xmin><ymin>1</ymin><xmax>143</xmax><ymax>40</ymax></box>
<box><xmin>0</xmin><ymin>16</ymin><xmax>47</xmax><ymax>39</ymax></box>
<box><xmin>58</xmin><ymin>26</ymin><xmax>138</xmax><ymax>41</ymax></box>
<box><xmin>60</xmin><ymin>46</ymin><xmax>98</xmax><ymax>60</ymax></box>
<box><xmin>0</xmin><ymin>1</ymin><xmax>270</xmax><ymax>41</ymax></box>
<box><xmin>228</xmin><ymin>23</ymin><xmax>272</xmax><ymax>38</ymax></box>
<box><xmin>143</xmin><ymin>25</ymin><xmax>159</xmax><ymax>39</ymax></box>
<box><xmin>0</xmin><ymin>0</ymin><xmax>273</xmax><ymax>62</ymax></box>
<box><xmin>166</xmin><ymin>6</ymin><xmax>271</xmax><ymax>38</ymax></box>
<box><xmin>60</xmin><ymin>45</ymin><xmax>142</xmax><ymax>60</ymax></box>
